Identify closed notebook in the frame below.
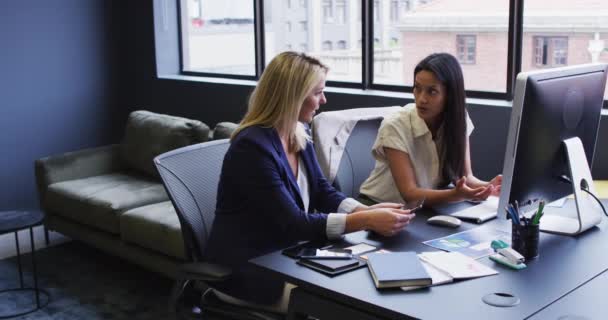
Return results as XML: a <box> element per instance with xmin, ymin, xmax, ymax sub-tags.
<box><xmin>367</xmin><ymin>252</ymin><xmax>432</xmax><ymax>289</ymax></box>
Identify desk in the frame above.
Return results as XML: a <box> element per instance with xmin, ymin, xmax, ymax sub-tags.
<box><xmin>250</xmin><ymin>200</ymin><xmax>608</xmax><ymax>320</ymax></box>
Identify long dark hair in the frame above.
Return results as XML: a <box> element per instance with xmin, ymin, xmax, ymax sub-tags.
<box><xmin>414</xmin><ymin>53</ymin><xmax>467</xmax><ymax>183</ymax></box>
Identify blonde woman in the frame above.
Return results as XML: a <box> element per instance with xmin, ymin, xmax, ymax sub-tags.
<box><xmin>203</xmin><ymin>52</ymin><xmax>414</xmax><ymax>312</ymax></box>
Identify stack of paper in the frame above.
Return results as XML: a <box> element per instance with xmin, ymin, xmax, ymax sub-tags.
<box><xmin>401</xmin><ymin>251</ymin><xmax>498</xmax><ymax>291</ymax></box>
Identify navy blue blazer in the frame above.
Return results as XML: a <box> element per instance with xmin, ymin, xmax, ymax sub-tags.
<box><xmin>203</xmin><ymin>125</ymin><xmax>346</xmax><ymax>304</ymax></box>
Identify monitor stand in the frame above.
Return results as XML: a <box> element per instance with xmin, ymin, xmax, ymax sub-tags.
<box><xmin>540</xmin><ymin>137</ymin><xmax>603</xmax><ymax>236</ymax></box>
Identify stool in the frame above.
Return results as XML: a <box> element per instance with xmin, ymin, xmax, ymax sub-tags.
<box><xmin>0</xmin><ymin>210</ymin><xmax>50</xmax><ymax>318</ymax></box>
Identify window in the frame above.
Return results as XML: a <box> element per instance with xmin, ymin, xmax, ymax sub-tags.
<box><xmin>390</xmin><ymin>0</ymin><xmax>399</xmax><ymax>22</ymax></box>
<box><xmin>336</xmin><ymin>0</ymin><xmax>346</xmax><ymax>24</ymax></box>
<box><xmin>263</xmin><ymin>0</ymin><xmax>361</xmax><ymax>83</ymax></box>
<box><xmin>323</xmin><ymin>0</ymin><xmax>333</xmax><ymax>24</ymax></box>
<box><xmin>374</xmin><ymin>0</ymin><xmax>509</xmax><ymax>91</ymax></box>
<box><xmin>457</xmin><ymin>35</ymin><xmax>476</xmax><ymax>65</ymax></box>
<box><xmin>180</xmin><ymin>0</ymin><xmax>255</xmax><ymax>76</ymax></box>
<box><xmin>373</xmin><ymin>0</ymin><xmax>380</xmax><ymax>22</ymax></box>
<box><xmin>523</xmin><ymin>0</ymin><xmax>607</xmax><ymax>100</ymax></box>
<box><xmin>533</xmin><ymin>36</ymin><xmax>568</xmax><ymax>67</ymax></box>
<box><xmin>176</xmin><ymin>0</ymin><xmax>608</xmax><ymax>104</ymax></box>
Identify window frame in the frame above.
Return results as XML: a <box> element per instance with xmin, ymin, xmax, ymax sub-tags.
<box><xmin>176</xmin><ymin>0</ymin><xmax>607</xmax><ymax>106</ymax></box>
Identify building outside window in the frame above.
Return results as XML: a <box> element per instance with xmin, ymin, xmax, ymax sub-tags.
<box><xmin>323</xmin><ymin>0</ymin><xmax>333</xmax><ymax>23</ymax></box>
<box><xmin>457</xmin><ymin>35</ymin><xmax>476</xmax><ymax>64</ymax></box>
<box><xmin>336</xmin><ymin>0</ymin><xmax>347</xmax><ymax>24</ymax></box>
<box><xmin>323</xmin><ymin>41</ymin><xmax>333</xmax><ymax>51</ymax></box>
<box><xmin>390</xmin><ymin>0</ymin><xmax>399</xmax><ymax>22</ymax></box>
<box><xmin>534</xmin><ymin>36</ymin><xmax>568</xmax><ymax>67</ymax></box>
<box><xmin>177</xmin><ymin>0</ymin><xmax>608</xmax><ymax>102</ymax></box>
<box><xmin>374</xmin><ymin>0</ymin><xmax>380</xmax><ymax>22</ymax></box>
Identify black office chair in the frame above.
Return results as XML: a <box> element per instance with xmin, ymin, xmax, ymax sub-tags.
<box><xmin>154</xmin><ymin>139</ymin><xmax>282</xmax><ymax>320</ymax></box>
<box><xmin>332</xmin><ymin>118</ymin><xmax>383</xmax><ymax>198</ymax></box>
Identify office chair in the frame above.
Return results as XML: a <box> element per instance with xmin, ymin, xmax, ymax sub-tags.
<box><xmin>332</xmin><ymin>118</ymin><xmax>383</xmax><ymax>198</ymax></box>
<box><xmin>154</xmin><ymin>139</ymin><xmax>282</xmax><ymax>320</ymax></box>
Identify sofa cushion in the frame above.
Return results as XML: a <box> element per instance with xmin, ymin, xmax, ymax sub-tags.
<box><xmin>120</xmin><ymin>201</ymin><xmax>185</xmax><ymax>260</ymax></box>
<box><xmin>45</xmin><ymin>173</ymin><xmax>169</xmax><ymax>234</ymax></box>
<box><xmin>121</xmin><ymin>110</ymin><xmax>210</xmax><ymax>178</ymax></box>
<box><xmin>211</xmin><ymin>122</ymin><xmax>238</xmax><ymax>140</ymax></box>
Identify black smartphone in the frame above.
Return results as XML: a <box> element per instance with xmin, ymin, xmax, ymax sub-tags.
<box><xmin>299</xmin><ymin>248</ymin><xmax>353</xmax><ymax>260</ymax></box>
<box><xmin>402</xmin><ymin>198</ymin><xmax>425</xmax><ymax>213</ymax></box>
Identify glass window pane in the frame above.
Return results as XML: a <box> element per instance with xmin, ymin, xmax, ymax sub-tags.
<box><xmin>264</xmin><ymin>0</ymin><xmax>362</xmax><ymax>83</ymax></box>
<box><xmin>373</xmin><ymin>0</ymin><xmax>509</xmax><ymax>93</ymax></box>
<box><xmin>180</xmin><ymin>0</ymin><xmax>255</xmax><ymax>76</ymax></box>
<box><xmin>523</xmin><ymin>0</ymin><xmax>608</xmax><ymax>100</ymax></box>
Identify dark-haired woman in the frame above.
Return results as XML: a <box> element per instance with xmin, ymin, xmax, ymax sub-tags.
<box><xmin>359</xmin><ymin>53</ymin><xmax>501</xmax><ymax>206</ymax></box>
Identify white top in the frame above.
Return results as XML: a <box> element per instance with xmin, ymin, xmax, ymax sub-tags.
<box><xmin>297</xmin><ymin>158</ymin><xmax>361</xmax><ymax>240</ymax></box>
<box><xmin>359</xmin><ymin>103</ymin><xmax>474</xmax><ymax>204</ymax></box>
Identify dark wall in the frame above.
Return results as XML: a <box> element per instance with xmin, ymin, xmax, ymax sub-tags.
<box><xmin>0</xmin><ymin>0</ymin><xmax>130</xmax><ymax>210</ymax></box>
<box><xmin>131</xmin><ymin>1</ymin><xmax>607</xmax><ymax>181</ymax></box>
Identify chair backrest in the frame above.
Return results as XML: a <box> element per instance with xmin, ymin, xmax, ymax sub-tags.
<box><xmin>154</xmin><ymin>139</ymin><xmax>230</xmax><ymax>262</ymax></box>
<box><xmin>333</xmin><ymin>118</ymin><xmax>382</xmax><ymax>198</ymax></box>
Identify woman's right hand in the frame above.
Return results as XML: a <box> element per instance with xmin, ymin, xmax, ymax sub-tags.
<box><xmin>453</xmin><ymin>176</ymin><xmax>493</xmax><ymax>202</ymax></box>
<box><xmin>365</xmin><ymin>208</ymin><xmax>415</xmax><ymax>237</ymax></box>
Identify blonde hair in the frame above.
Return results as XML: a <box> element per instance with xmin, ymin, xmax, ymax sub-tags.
<box><xmin>232</xmin><ymin>51</ymin><xmax>328</xmax><ymax>152</ymax></box>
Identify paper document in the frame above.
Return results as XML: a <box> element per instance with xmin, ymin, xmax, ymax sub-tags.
<box><xmin>419</xmin><ymin>251</ymin><xmax>498</xmax><ymax>279</ymax></box>
<box><xmin>422</xmin><ymin>227</ymin><xmax>510</xmax><ymax>259</ymax></box>
<box><xmin>401</xmin><ymin>257</ymin><xmax>453</xmax><ymax>291</ymax></box>
<box><xmin>450</xmin><ymin>196</ymin><xmax>499</xmax><ymax>223</ymax></box>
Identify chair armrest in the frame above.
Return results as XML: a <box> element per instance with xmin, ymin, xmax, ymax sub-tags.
<box><xmin>179</xmin><ymin>262</ymin><xmax>232</xmax><ymax>282</ymax></box>
<box><xmin>35</xmin><ymin>144</ymin><xmax>125</xmax><ymax>206</ymax></box>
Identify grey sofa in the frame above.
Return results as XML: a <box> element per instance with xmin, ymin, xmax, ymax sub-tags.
<box><xmin>35</xmin><ymin>110</ymin><xmax>237</xmax><ymax>278</ymax></box>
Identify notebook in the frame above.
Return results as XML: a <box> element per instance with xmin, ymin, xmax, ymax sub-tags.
<box><xmin>367</xmin><ymin>252</ymin><xmax>432</xmax><ymax>289</ymax></box>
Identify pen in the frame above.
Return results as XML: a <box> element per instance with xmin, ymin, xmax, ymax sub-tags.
<box><xmin>532</xmin><ymin>200</ymin><xmax>545</xmax><ymax>225</ymax></box>
<box><xmin>507</xmin><ymin>205</ymin><xmax>520</xmax><ymax>225</ymax></box>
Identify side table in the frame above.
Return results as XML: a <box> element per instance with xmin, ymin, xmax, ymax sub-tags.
<box><xmin>0</xmin><ymin>210</ymin><xmax>50</xmax><ymax>318</ymax></box>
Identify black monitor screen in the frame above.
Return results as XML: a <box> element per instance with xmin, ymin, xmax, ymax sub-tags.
<box><xmin>499</xmin><ymin>64</ymin><xmax>608</xmax><ymax>214</ymax></box>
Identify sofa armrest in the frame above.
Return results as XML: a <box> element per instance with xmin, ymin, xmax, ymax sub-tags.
<box><xmin>35</xmin><ymin>144</ymin><xmax>125</xmax><ymax>206</ymax></box>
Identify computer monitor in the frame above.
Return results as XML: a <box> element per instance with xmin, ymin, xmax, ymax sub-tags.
<box><xmin>498</xmin><ymin>63</ymin><xmax>608</xmax><ymax>235</ymax></box>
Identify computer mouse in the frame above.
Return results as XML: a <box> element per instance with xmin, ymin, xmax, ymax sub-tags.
<box><xmin>426</xmin><ymin>215</ymin><xmax>462</xmax><ymax>228</ymax></box>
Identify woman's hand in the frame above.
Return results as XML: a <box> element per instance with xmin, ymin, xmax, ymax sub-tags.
<box><xmin>352</xmin><ymin>202</ymin><xmax>403</xmax><ymax>213</ymax></box>
<box><xmin>364</xmin><ymin>208</ymin><xmax>415</xmax><ymax>237</ymax></box>
<box><xmin>453</xmin><ymin>176</ymin><xmax>494</xmax><ymax>202</ymax></box>
<box><xmin>488</xmin><ymin>175</ymin><xmax>502</xmax><ymax>196</ymax></box>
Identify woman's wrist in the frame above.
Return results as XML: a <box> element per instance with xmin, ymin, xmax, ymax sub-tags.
<box><xmin>352</xmin><ymin>205</ymin><xmax>369</xmax><ymax>213</ymax></box>
<box><xmin>345</xmin><ymin>211</ymin><xmax>370</xmax><ymax>233</ymax></box>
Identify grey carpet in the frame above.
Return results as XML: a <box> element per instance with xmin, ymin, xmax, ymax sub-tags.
<box><xmin>0</xmin><ymin>241</ymin><xmax>175</xmax><ymax>320</ymax></box>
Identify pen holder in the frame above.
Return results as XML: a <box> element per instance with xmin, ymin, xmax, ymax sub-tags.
<box><xmin>511</xmin><ymin>223</ymin><xmax>539</xmax><ymax>260</ymax></box>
